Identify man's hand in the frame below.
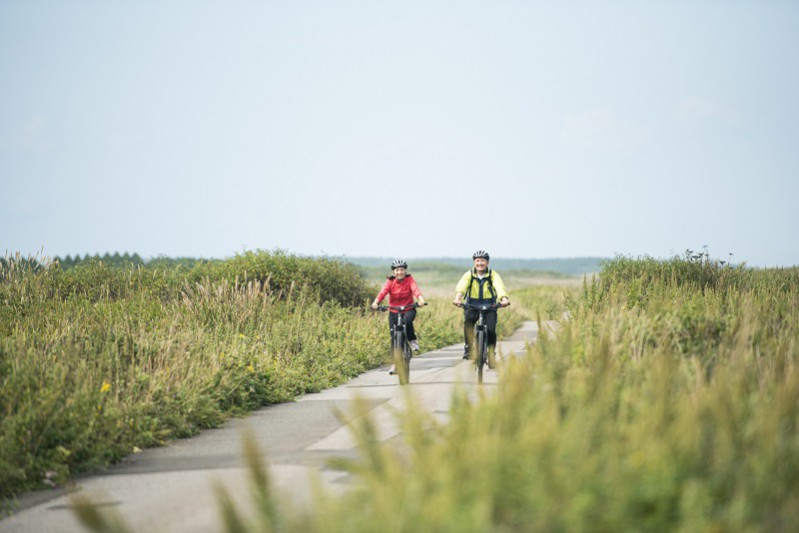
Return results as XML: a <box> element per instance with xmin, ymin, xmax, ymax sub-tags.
<box><xmin>453</xmin><ymin>292</ymin><xmax>463</xmax><ymax>307</ymax></box>
<box><xmin>500</xmin><ymin>297</ymin><xmax>510</xmax><ymax>307</ymax></box>
<box><xmin>370</xmin><ymin>302</ymin><xmax>379</xmax><ymax>310</ymax></box>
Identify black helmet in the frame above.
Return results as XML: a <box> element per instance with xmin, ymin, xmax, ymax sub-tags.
<box><xmin>391</xmin><ymin>259</ymin><xmax>408</xmax><ymax>269</ymax></box>
<box><xmin>472</xmin><ymin>250</ymin><xmax>490</xmax><ymax>260</ymax></box>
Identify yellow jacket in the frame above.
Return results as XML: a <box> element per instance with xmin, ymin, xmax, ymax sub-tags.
<box><xmin>455</xmin><ymin>269</ymin><xmax>508</xmax><ymax>301</ymax></box>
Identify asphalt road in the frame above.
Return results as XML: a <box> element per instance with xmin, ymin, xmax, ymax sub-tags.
<box><xmin>1</xmin><ymin>321</ymin><xmax>542</xmax><ymax>533</ymax></box>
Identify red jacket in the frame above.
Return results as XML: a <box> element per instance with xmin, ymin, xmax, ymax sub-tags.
<box><xmin>376</xmin><ymin>275</ymin><xmax>422</xmax><ymax>313</ymax></box>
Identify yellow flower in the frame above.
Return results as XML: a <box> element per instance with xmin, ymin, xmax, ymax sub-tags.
<box><xmin>247</xmin><ymin>364</ymin><xmax>255</xmax><ymax>373</ymax></box>
<box><xmin>101</xmin><ymin>381</ymin><xmax>111</xmax><ymax>393</ymax></box>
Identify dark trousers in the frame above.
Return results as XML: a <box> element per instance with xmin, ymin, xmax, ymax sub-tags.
<box><xmin>388</xmin><ymin>309</ymin><xmax>417</xmax><ymax>342</ymax></box>
<box><xmin>463</xmin><ymin>307</ymin><xmax>497</xmax><ymax>352</ymax></box>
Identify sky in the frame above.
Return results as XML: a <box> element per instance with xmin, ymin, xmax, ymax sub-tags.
<box><xmin>2</xmin><ymin>1</ymin><xmax>798</xmax><ymax>268</ymax></box>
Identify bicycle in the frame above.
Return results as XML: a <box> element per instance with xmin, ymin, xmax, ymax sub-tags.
<box><xmin>458</xmin><ymin>301</ymin><xmax>509</xmax><ymax>384</ymax></box>
<box><xmin>376</xmin><ymin>302</ymin><xmax>426</xmax><ymax>385</ymax></box>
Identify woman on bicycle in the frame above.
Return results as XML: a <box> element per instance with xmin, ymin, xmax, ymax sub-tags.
<box><xmin>371</xmin><ymin>259</ymin><xmax>426</xmax><ymax>373</ymax></box>
<box><xmin>452</xmin><ymin>250</ymin><xmax>510</xmax><ymax>360</ymax></box>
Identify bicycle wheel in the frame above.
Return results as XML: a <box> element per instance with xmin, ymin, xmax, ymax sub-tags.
<box><xmin>476</xmin><ymin>328</ymin><xmax>486</xmax><ymax>384</ymax></box>
<box><xmin>402</xmin><ymin>340</ymin><xmax>412</xmax><ymax>384</ymax></box>
<box><xmin>394</xmin><ymin>330</ymin><xmax>409</xmax><ymax>385</ymax></box>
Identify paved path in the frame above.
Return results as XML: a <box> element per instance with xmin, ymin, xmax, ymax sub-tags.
<box><xmin>1</xmin><ymin>321</ymin><xmax>543</xmax><ymax>533</ymax></box>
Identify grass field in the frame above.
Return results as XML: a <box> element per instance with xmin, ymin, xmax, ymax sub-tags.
<box><xmin>360</xmin><ymin>261</ymin><xmax>582</xmax><ymax>299</ymax></box>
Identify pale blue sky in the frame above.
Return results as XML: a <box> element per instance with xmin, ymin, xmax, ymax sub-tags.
<box><xmin>2</xmin><ymin>1</ymin><xmax>798</xmax><ymax>267</ymax></box>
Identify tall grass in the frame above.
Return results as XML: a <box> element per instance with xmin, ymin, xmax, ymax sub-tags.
<box><xmin>200</xmin><ymin>257</ymin><xmax>798</xmax><ymax>532</ymax></box>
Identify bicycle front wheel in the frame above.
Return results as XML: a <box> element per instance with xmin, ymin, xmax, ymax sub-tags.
<box><xmin>476</xmin><ymin>328</ymin><xmax>486</xmax><ymax>384</ymax></box>
<box><xmin>402</xmin><ymin>340</ymin><xmax>412</xmax><ymax>384</ymax></box>
<box><xmin>394</xmin><ymin>331</ymin><xmax>410</xmax><ymax>385</ymax></box>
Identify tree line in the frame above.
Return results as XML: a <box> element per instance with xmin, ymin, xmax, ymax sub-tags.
<box><xmin>55</xmin><ymin>252</ymin><xmax>145</xmax><ymax>269</ymax></box>
<box><xmin>1</xmin><ymin>253</ymin><xmax>209</xmax><ymax>274</ymax></box>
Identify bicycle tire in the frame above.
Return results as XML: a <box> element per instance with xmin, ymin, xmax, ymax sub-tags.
<box><xmin>402</xmin><ymin>340</ymin><xmax>412</xmax><ymax>384</ymax></box>
<box><xmin>394</xmin><ymin>330</ymin><xmax>409</xmax><ymax>385</ymax></box>
<box><xmin>476</xmin><ymin>328</ymin><xmax>486</xmax><ymax>384</ymax></box>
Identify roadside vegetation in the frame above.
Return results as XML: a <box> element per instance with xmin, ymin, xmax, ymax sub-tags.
<box><xmin>0</xmin><ymin>251</ymin><xmax>368</xmax><ymax>499</ymax></box>
<box><xmin>195</xmin><ymin>256</ymin><xmax>797</xmax><ymax>532</ymax></box>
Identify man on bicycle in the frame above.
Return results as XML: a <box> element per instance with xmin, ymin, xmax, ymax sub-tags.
<box><xmin>452</xmin><ymin>250</ymin><xmax>510</xmax><ymax>361</ymax></box>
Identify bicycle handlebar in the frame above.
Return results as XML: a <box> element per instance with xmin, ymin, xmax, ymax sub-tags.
<box><xmin>457</xmin><ymin>301</ymin><xmax>510</xmax><ymax>311</ymax></box>
<box><xmin>375</xmin><ymin>302</ymin><xmax>428</xmax><ymax>312</ymax></box>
